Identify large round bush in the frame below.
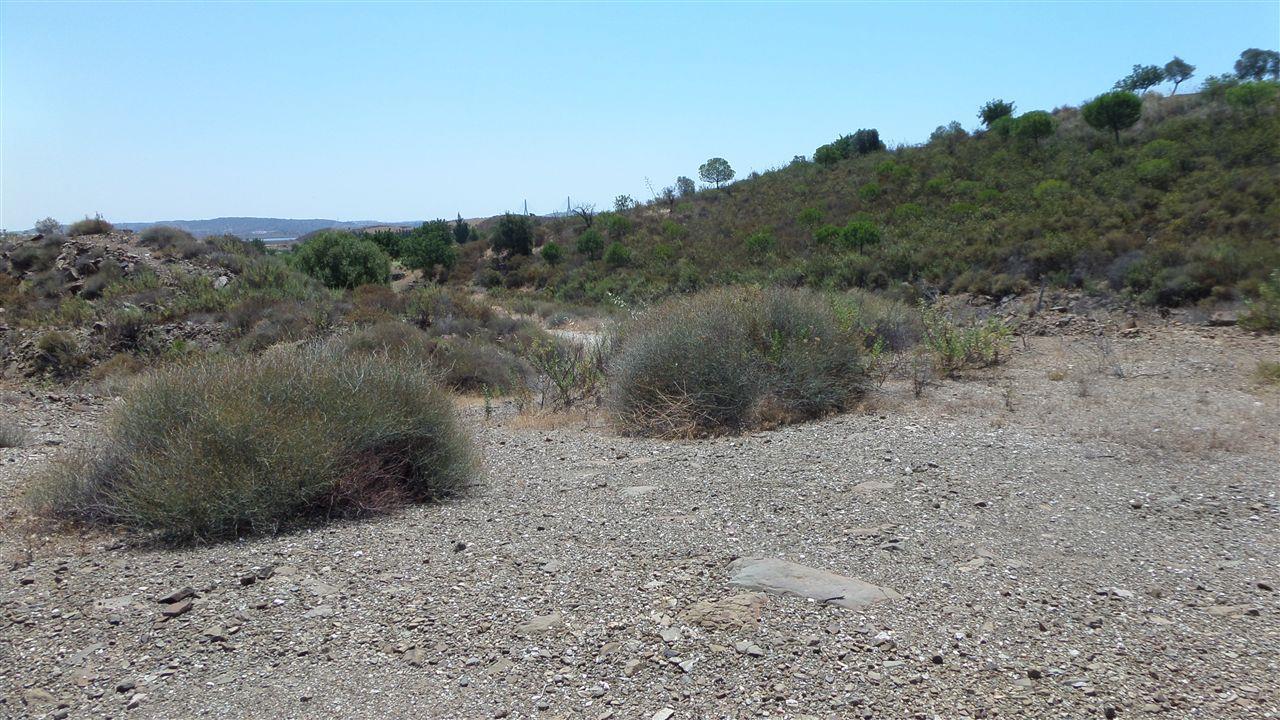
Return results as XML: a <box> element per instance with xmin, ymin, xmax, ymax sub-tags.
<box><xmin>293</xmin><ymin>230</ymin><xmax>390</xmax><ymax>289</ymax></box>
<box><xmin>29</xmin><ymin>341</ymin><xmax>474</xmax><ymax>541</ymax></box>
<box><xmin>608</xmin><ymin>287</ymin><xmax>869</xmax><ymax>437</ymax></box>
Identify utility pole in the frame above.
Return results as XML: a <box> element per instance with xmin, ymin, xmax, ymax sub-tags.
<box><xmin>524</xmin><ymin>199</ymin><xmax>529</xmax><ymax>216</ymax></box>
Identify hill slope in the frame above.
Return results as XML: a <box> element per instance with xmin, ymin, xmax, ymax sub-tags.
<box><xmin>511</xmin><ymin>89</ymin><xmax>1279</xmax><ymax>309</ymax></box>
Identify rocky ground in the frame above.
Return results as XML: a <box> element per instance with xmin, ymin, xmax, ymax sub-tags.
<box><xmin>1</xmin><ymin>317</ymin><xmax>1277</xmax><ymax>719</ymax></box>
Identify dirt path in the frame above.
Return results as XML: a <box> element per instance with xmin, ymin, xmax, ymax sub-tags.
<box><xmin>2</xmin><ymin>324</ymin><xmax>1277</xmax><ymax>719</ymax></box>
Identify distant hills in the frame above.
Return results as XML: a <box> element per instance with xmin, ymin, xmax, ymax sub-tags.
<box><xmin>111</xmin><ymin>217</ymin><xmax>423</xmax><ymax>239</ymax></box>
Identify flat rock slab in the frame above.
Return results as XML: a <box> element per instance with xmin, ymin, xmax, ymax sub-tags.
<box><xmin>682</xmin><ymin>592</ymin><xmax>769</xmax><ymax>630</ymax></box>
<box><xmin>727</xmin><ymin>557</ymin><xmax>901</xmax><ymax>610</ymax></box>
<box><xmin>853</xmin><ymin>480</ymin><xmax>895</xmax><ymax>494</ymax></box>
<box><xmin>620</xmin><ymin>485</ymin><xmax>658</xmax><ymax>498</ymax></box>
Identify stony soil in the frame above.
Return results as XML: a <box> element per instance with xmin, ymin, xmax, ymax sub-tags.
<box><xmin>2</xmin><ymin>318</ymin><xmax>1277</xmax><ymax>719</ymax></box>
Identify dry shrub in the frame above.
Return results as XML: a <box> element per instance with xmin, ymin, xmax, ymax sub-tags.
<box><xmin>33</xmin><ymin>331</ymin><xmax>89</xmax><ymax>378</ymax></box>
<box><xmin>0</xmin><ymin>420</ymin><xmax>28</xmax><ymax>448</ymax></box>
<box><xmin>67</xmin><ymin>215</ymin><xmax>113</xmax><ymax>236</ymax></box>
<box><xmin>347</xmin><ymin>284</ymin><xmax>407</xmax><ymax>323</ymax></box>
<box><xmin>608</xmin><ymin>287</ymin><xmax>869</xmax><ymax>437</ymax></box>
<box><xmin>28</xmin><ymin>340</ymin><xmax>475</xmax><ymax>542</ymax></box>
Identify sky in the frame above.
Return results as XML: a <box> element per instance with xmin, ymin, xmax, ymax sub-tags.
<box><xmin>1</xmin><ymin>1</ymin><xmax>1277</xmax><ymax>229</ymax></box>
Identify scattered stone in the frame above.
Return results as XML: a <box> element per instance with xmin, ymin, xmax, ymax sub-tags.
<box><xmin>652</xmin><ymin>709</ymin><xmax>675</xmax><ymax>720</ymax></box>
<box><xmin>727</xmin><ymin>557</ymin><xmax>901</xmax><ymax>609</ymax></box>
<box><xmin>161</xmin><ymin>598</ymin><xmax>193</xmax><ymax>618</ymax></box>
<box><xmin>658</xmin><ymin>627</ymin><xmax>682</xmax><ymax>643</ymax></box>
<box><xmin>126</xmin><ymin>692</ymin><xmax>146</xmax><ymax>710</ymax></box>
<box><xmin>734</xmin><ymin>639</ymin><xmax>765</xmax><ymax>657</ymax></box>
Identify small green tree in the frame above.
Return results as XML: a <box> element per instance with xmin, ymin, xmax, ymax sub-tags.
<box><xmin>978</xmin><ymin>99</ymin><xmax>1015</xmax><ymax>127</ymax></box>
<box><xmin>839</xmin><ymin>219</ymin><xmax>881</xmax><ymax>250</ymax></box>
<box><xmin>603</xmin><ymin>242</ymin><xmax>631</xmax><ymax>268</ymax></box>
<box><xmin>293</xmin><ymin>231</ymin><xmax>390</xmax><ymax>289</ymax></box>
<box><xmin>541</xmin><ymin>241</ymin><xmax>563</xmax><ymax>265</ymax></box>
<box><xmin>675</xmin><ymin>176</ymin><xmax>696</xmax><ymax>197</ymax></box>
<box><xmin>576</xmin><ymin>229</ymin><xmax>604</xmax><ymax>260</ymax></box>
<box><xmin>491</xmin><ymin>213</ymin><xmax>533</xmax><ymax>255</ymax></box>
<box><xmin>698</xmin><ymin>157</ymin><xmax>735</xmax><ymax>188</ymax></box>
<box><xmin>614</xmin><ymin>195</ymin><xmax>636</xmax><ymax>212</ymax></box>
<box><xmin>453</xmin><ymin>214</ymin><xmax>471</xmax><ymax>244</ymax></box>
<box><xmin>1013</xmin><ymin>110</ymin><xmax>1055</xmax><ymax>146</ymax></box>
<box><xmin>1081</xmin><ymin>91</ymin><xmax>1143</xmax><ymax>144</ymax></box>
<box><xmin>1234</xmin><ymin>48</ymin><xmax>1280</xmax><ymax>81</ymax></box>
<box><xmin>401</xmin><ymin>220</ymin><xmax>457</xmax><ymax>277</ymax></box>
<box><xmin>1114</xmin><ymin>64</ymin><xmax>1165</xmax><ymax>93</ymax></box>
<box><xmin>1163</xmin><ymin>56</ymin><xmax>1195</xmax><ymax>95</ymax></box>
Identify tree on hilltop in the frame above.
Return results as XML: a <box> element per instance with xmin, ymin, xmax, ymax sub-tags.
<box><xmin>698</xmin><ymin>157</ymin><xmax>735</xmax><ymax>188</ymax></box>
<box><xmin>1163</xmin><ymin>56</ymin><xmax>1195</xmax><ymax>95</ymax></box>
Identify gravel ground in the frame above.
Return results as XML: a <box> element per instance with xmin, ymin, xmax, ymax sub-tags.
<box><xmin>1</xmin><ymin>320</ymin><xmax>1277</xmax><ymax>720</ymax></box>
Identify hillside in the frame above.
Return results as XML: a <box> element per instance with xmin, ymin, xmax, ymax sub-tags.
<box><xmin>503</xmin><ymin>88</ymin><xmax>1279</xmax><ymax>310</ymax></box>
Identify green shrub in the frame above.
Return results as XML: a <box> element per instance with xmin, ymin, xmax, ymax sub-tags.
<box><xmin>541</xmin><ymin>241</ymin><xmax>564</xmax><ymax>265</ymax></box>
<box><xmin>858</xmin><ymin>182</ymin><xmax>881</xmax><ymax>201</ymax></box>
<box><xmin>920</xmin><ymin>303</ymin><xmax>1011</xmax><ymax>376</ymax></box>
<box><xmin>293</xmin><ymin>230</ymin><xmax>390</xmax><ymax>289</ymax></box>
<box><xmin>813</xmin><ymin>224</ymin><xmax>842</xmax><ymax>247</ymax></box>
<box><xmin>576</xmin><ymin>229</ymin><xmax>604</xmax><ymax>260</ymax></box>
<box><xmin>796</xmin><ymin>207</ymin><xmax>824</xmax><ymax>230</ymax></box>
<box><xmin>1225</xmin><ymin>81</ymin><xmax>1279</xmax><ymax>114</ymax></box>
<box><xmin>66</xmin><ymin>214</ymin><xmax>113</xmax><ymax>236</ymax></box>
<box><xmin>1136</xmin><ymin>158</ymin><xmax>1176</xmax><ymax>189</ymax></box>
<box><xmin>744</xmin><ymin>231</ymin><xmax>776</xmax><ymax>258</ymax></box>
<box><xmin>1033</xmin><ymin>179</ymin><xmax>1072</xmax><ymax>201</ymax></box>
<box><xmin>604</xmin><ymin>242</ymin><xmax>631</xmax><ymax>268</ymax></box>
<box><xmin>608</xmin><ymin>287</ymin><xmax>868</xmax><ymax>437</ymax></box>
<box><xmin>29</xmin><ymin>341</ymin><xmax>475</xmax><ymax>542</ymax></box>
<box><xmin>1241</xmin><ymin>271</ymin><xmax>1280</xmax><ymax>332</ymax></box>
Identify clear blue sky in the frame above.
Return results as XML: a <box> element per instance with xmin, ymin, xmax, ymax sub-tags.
<box><xmin>2</xmin><ymin>1</ymin><xmax>1277</xmax><ymax>229</ymax></box>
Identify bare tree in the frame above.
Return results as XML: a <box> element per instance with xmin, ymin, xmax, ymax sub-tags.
<box><xmin>572</xmin><ymin>203</ymin><xmax>596</xmax><ymax>229</ymax></box>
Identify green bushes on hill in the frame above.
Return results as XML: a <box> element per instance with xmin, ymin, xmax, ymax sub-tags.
<box><xmin>29</xmin><ymin>340</ymin><xmax>475</xmax><ymax>542</ymax></box>
<box><xmin>474</xmin><ymin>68</ymin><xmax>1278</xmax><ymax>315</ymax></box>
